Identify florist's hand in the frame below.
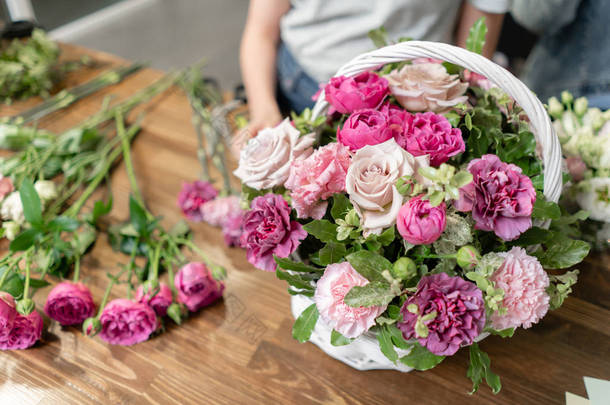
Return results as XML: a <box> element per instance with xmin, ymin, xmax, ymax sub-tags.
<box><xmin>231</xmin><ymin>105</ymin><xmax>282</xmax><ymax>158</ymax></box>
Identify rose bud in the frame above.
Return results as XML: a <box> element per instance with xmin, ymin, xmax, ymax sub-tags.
<box><xmin>135</xmin><ymin>282</ymin><xmax>173</xmax><ymax>317</ymax></box>
<box><xmin>0</xmin><ymin>292</ymin><xmax>17</xmax><ymax>342</ymax></box>
<box><xmin>174</xmin><ymin>262</ymin><xmax>225</xmax><ymax>312</ymax></box>
<box><xmin>397</xmin><ymin>195</ymin><xmax>447</xmax><ymax>245</ymax></box>
<box><xmin>166</xmin><ymin>303</ymin><xmax>183</xmax><ymax>325</ymax></box>
<box><xmin>1</xmin><ymin>310</ymin><xmax>43</xmax><ymax>350</ymax></box>
<box><xmin>16</xmin><ymin>298</ymin><xmax>35</xmax><ymax>316</ymax></box>
<box><xmin>99</xmin><ymin>299</ymin><xmax>157</xmax><ymax>346</ymax></box>
<box><xmin>177</xmin><ymin>180</ymin><xmax>218</xmax><ymax>222</ymax></box>
<box><xmin>456</xmin><ymin>245</ymin><xmax>480</xmax><ymax>270</ymax></box>
<box><xmin>44</xmin><ymin>281</ymin><xmax>96</xmax><ymax>326</ymax></box>
<box><xmin>83</xmin><ymin>317</ymin><xmax>102</xmax><ymax>337</ymax></box>
<box><xmin>324</xmin><ymin>72</ymin><xmax>389</xmax><ymax>114</ymax></box>
<box><xmin>392</xmin><ymin>257</ymin><xmax>417</xmax><ymax>281</ymax></box>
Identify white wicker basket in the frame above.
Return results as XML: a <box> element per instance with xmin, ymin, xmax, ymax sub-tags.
<box><xmin>291</xmin><ymin>41</ymin><xmax>563</xmax><ymax>372</ymax></box>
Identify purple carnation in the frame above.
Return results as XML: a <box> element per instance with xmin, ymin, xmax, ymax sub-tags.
<box><xmin>241</xmin><ymin>194</ymin><xmax>307</xmax><ymax>271</ymax></box>
<box><xmin>397</xmin><ymin>273</ymin><xmax>485</xmax><ymax>356</ymax></box>
<box><xmin>177</xmin><ymin>180</ymin><xmax>218</xmax><ymax>222</ymax></box>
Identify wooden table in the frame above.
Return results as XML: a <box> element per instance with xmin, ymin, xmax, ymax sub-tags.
<box><xmin>1</xmin><ymin>44</ymin><xmax>609</xmax><ymax>405</ymax></box>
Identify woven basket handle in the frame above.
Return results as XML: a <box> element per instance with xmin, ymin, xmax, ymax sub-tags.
<box><xmin>311</xmin><ymin>41</ymin><xmax>562</xmax><ymax>203</ymax></box>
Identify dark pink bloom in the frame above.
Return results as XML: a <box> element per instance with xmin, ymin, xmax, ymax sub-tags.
<box><xmin>0</xmin><ymin>176</ymin><xmax>14</xmax><ymax>201</ymax></box>
<box><xmin>222</xmin><ymin>212</ymin><xmax>245</xmax><ymax>247</ymax></box>
<box><xmin>241</xmin><ymin>194</ymin><xmax>307</xmax><ymax>271</ymax></box>
<box><xmin>174</xmin><ymin>262</ymin><xmax>225</xmax><ymax>312</ymax></box>
<box><xmin>397</xmin><ymin>195</ymin><xmax>446</xmax><ymax>245</ymax></box>
<box><xmin>324</xmin><ymin>72</ymin><xmax>389</xmax><ymax>114</ymax></box>
<box><xmin>177</xmin><ymin>180</ymin><xmax>218</xmax><ymax>222</ymax></box>
<box><xmin>455</xmin><ymin>154</ymin><xmax>536</xmax><ymax>241</ymax></box>
<box><xmin>44</xmin><ymin>281</ymin><xmax>96</xmax><ymax>326</ymax></box>
<box><xmin>135</xmin><ymin>283</ymin><xmax>173</xmax><ymax>317</ymax></box>
<box><xmin>397</xmin><ymin>112</ymin><xmax>465</xmax><ymax>166</ymax></box>
<box><xmin>0</xmin><ymin>292</ymin><xmax>17</xmax><ymax>342</ymax></box>
<box><xmin>397</xmin><ymin>273</ymin><xmax>485</xmax><ymax>356</ymax></box>
<box><xmin>99</xmin><ymin>299</ymin><xmax>157</xmax><ymax>346</ymax></box>
<box><xmin>463</xmin><ymin>69</ymin><xmax>494</xmax><ymax>91</ymax></box>
<box><xmin>337</xmin><ymin>109</ymin><xmax>393</xmax><ymax>151</ymax></box>
<box><xmin>0</xmin><ymin>310</ymin><xmax>43</xmax><ymax>350</ymax></box>
<box><xmin>379</xmin><ymin>102</ymin><xmax>413</xmax><ymax>141</ymax></box>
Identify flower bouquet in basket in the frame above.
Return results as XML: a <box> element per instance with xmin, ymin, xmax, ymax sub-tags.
<box><xmin>233</xmin><ymin>32</ymin><xmax>589</xmax><ymax>392</ymax></box>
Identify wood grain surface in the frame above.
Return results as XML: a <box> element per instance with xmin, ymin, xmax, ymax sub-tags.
<box><xmin>0</xmin><ymin>44</ymin><xmax>608</xmax><ymax>405</ymax></box>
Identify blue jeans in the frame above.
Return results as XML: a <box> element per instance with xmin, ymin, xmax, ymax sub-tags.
<box><xmin>276</xmin><ymin>43</ymin><xmax>318</xmax><ymax>114</ymax></box>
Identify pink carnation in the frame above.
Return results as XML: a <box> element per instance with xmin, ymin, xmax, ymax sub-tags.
<box><xmin>324</xmin><ymin>72</ymin><xmax>389</xmax><ymax>114</ymax></box>
<box><xmin>201</xmin><ymin>195</ymin><xmax>242</xmax><ymax>227</ymax></box>
<box><xmin>44</xmin><ymin>281</ymin><xmax>96</xmax><ymax>326</ymax></box>
<box><xmin>489</xmin><ymin>247</ymin><xmax>550</xmax><ymax>330</ymax></box>
<box><xmin>397</xmin><ymin>195</ymin><xmax>446</xmax><ymax>245</ymax></box>
<box><xmin>337</xmin><ymin>109</ymin><xmax>393</xmax><ymax>151</ymax></box>
<box><xmin>222</xmin><ymin>212</ymin><xmax>245</xmax><ymax>247</ymax></box>
<box><xmin>314</xmin><ymin>262</ymin><xmax>387</xmax><ymax>338</ymax></box>
<box><xmin>1</xmin><ymin>310</ymin><xmax>43</xmax><ymax>350</ymax></box>
<box><xmin>0</xmin><ymin>292</ymin><xmax>17</xmax><ymax>343</ymax></box>
<box><xmin>285</xmin><ymin>142</ymin><xmax>351</xmax><ymax>219</ymax></box>
<box><xmin>99</xmin><ymin>299</ymin><xmax>157</xmax><ymax>346</ymax></box>
<box><xmin>397</xmin><ymin>112</ymin><xmax>465</xmax><ymax>166</ymax></box>
<box><xmin>177</xmin><ymin>180</ymin><xmax>218</xmax><ymax>222</ymax></box>
<box><xmin>455</xmin><ymin>154</ymin><xmax>536</xmax><ymax>241</ymax></box>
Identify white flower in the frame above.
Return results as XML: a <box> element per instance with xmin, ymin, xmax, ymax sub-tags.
<box><xmin>34</xmin><ymin>180</ymin><xmax>57</xmax><ymax>202</ymax></box>
<box><xmin>2</xmin><ymin>221</ymin><xmax>20</xmax><ymax>241</ymax></box>
<box><xmin>0</xmin><ymin>191</ymin><xmax>25</xmax><ymax>224</ymax></box>
<box><xmin>345</xmin><ymin>138</ymin><xmax>429</xmax><ymax>235</ymax></box>
<box><xmin>576</xmin><ymin>177</ymin><xmax>610</xmax><ymax>222</ymax></box>
<box><xmin>233</xmin><ymin>118</ymin><xmax>315</xmax><ymax>190</ymax></box>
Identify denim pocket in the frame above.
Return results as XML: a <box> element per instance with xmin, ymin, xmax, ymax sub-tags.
<box><xmin>277</xmin><ymin>43</ymin><xmax>317</xmax><ymax>113</ymax></box>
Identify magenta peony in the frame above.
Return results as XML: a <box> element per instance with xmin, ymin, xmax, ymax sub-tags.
<box><xmin>222</xmin><ymin>212</ymin><xmax>245</xmax><ymax>247</ymax></box>
<box><xmin>397</xmin><ymin>112</ymin><xmax>465</xmax><ymax>166</ymax></box>
<box><xmin>285</xmin><ymin>142</ymin><xmax>351</xmax><ymax>219</ymax></box>
<box><xmin>324</xmin><ymin>72</ymin><xmax>389</xmax><ymax>114</ymax></box>
<box><xmin>177</xmin><ymin>180</ymin><xmax>218</xmax><ymax>222</ymax></box>
<box><xmin>241</xmin><ymin>194</ymin><xmax>307</xmax><ymax>271</ymax></box>
<box><xmin>201</xmin><ymin>195</ymin><xmax>242</xmax><ymax>227</ymax></box>
<box><xmin>44</xmin><ymin>281</ymin><xmax>96</xmax><ymax>326</ymax></box>
<box><xmin>135</xmin><ymin>283</ymin><xmax>173</xmax><ymax>317</ymax></box>
<box><xmin>489</xmin><ymin>247</ymin><xmax>550</xmax><ymax>330</ymax></box>
<box><xmin>1</xmin><ymin>310</ymin><xmax>43</xmax><ymax>350</ymax></box>
<box><xmin>397</xmin><ymin>273</ymin><xmax>485</xmax><ymax>356</ymax></box>
<box><xmin>337</xmin><ymin>109</ymin><xmax>393</xmax><ymax>151</ymax></box>
<box><xmin>174</xmin><ymin>262</ymin><xmax>224</xmax><ymax>312</ymax></box>
<box><xmin>455</xmin><ymin>154</ymin><xmax>536</xmax><ymax>241</ymax></box>
<box><xmin>314</xmin><ymin>262</ymin><xmax>387</xmax><ymax>338</ymax></box>
<box><xmin>0</xmin><ymin>292</ymin><xmax>17</xmax><ymax>342</ymax></box>
<box><xmin>99</xmin><ymin>299</ymin><xmax>157</xmax><ymax>346</ymax></box>
<box><xmin>379</xmin><ymin>102</ymin><xmax>413</xmax><ymax>141</ymax></box>
<box><xmin>397</xmin><ymin>195</ymin><xmax>447</xmax><ymax>245</ymax></box>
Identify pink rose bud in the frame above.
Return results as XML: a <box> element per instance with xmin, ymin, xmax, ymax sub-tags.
<box><xmin>566</xmin><ymin>156</ymin><xmax>587</xmax><ymax>182</ymax></box>
<box><xmin>16</xmin><ymin>298</ymin><xmax>35</xmax><ymax>316</ymax></box>
<box><xmin>456</xmin><ymin>245</ymin><xmax>480</xmax><ymax>270</ymax></box>
<box><xmin>177</xmin><ymin>180</ymin><xmax>218</xmax><ymax>222</ymax></box>
<box><xmin>174</xmin><ymin>262</ymin><xmax>225</xmax><ymax>312</ymax></box>
<box><xmin>83</xmin><ymin>317</ymin><xmax>102</xmax><ymax>337</ymax></box>
<box><xmin>1</xmin><ymin>310</ymin><xmax>43</xmax><ymax>350</ymax></box>
<box><xmin>99</xmin><ymin>299</ymin><xmax>157</xmax><ymax>346</ymax></box>
<box><xmin>44</xmin><ymin>281</ymin><xmax>96</xmax><ymax>326</ymax></box>
<box><xmin>324</xmin><ymin>72</ymin><xmax>389</xmax><ymax>114</ymax></box>
<box><xmin>397</xmin><ymin>195</ymin><xmax>447</xmax><ymax>245</ymax></box>
<box><xmin>337</xmin><ymin>109</ymin><xmax>394</xmax><ymax>151</ymax></box>
<box><xmin>0</xmin><ymin>292</ymin><xmax>17</xmax><ymax>342</ymax></box>
<box><xmin>135</xmin><ymin>282</ymin><xmax>173</xmax><ymax>317</ymax></box>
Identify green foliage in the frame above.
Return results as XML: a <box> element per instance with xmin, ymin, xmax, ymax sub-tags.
<box><xmin>276</xmin><ymin>268</ymin><xmax>315</xmax><ymax>293</ymax></box>
<box><xmin>532</xmin><ymin>192</ymin><xmax>561</xmax><ymax>220</ymax></box>
<box><xmin>466</xmin><ymin>17</ymin><xmax>488</xmax><ymax>55</ymax></box>
<box><xmin>368</xmin><ymin>27</ymin><xmax>389</xmax><ymax>48</ymax></box>
<box><xmin>346</xmin><ymin>250</ymin><xmax>393</xmax><ymax>282</ymax></box>
<box><xmin>377</xmin><ymin>324</ymin><xmax>399</xmax><ymax>363</ymax></box>
<box><xmin>90</xmin><ymin>197</ymin><xmax>113</xmax><ymax>226</ymax></box>
<box><xmin>533</xmin><ymin>239</ymin><xmax>590</xmax><ymax>269</ymax></box>
<box><xmin>547</xmin><ymin>270</ymin><xmax>579</xmax><ymax>310</ymax></box>
<box><xmin>344</xmin><ymin>281</ymin><xmax>395</xmax><ymax>308</ymax></box>
<box><xmin>19</xmin><ymin>179</ymin><xmax>43</xmax><ymax>229</ymax></box>
<box><xmin>318</xmin><ymin>242</ymin><xmax>347</xmax><ymax>266</ymax></box>
<box><xmin>467</xmin><ymin>342</ymin><xmax>501</xmax><ymax>394</ymax></box>
<box><xmin>303</xmin><ymin>219</ymin><xmax>339</xmax><ymax>243</ymax></box>
<box><xmin>274</xmin><ymin>256</ymin><xmax>323</xmax><ymax>273</ymax></box>
<box><xmin>330</xmin><ymin>330</ymin><xmax>354</xmax><ymax>346</ymax></box>
<box><xmin>292</xmin><ymin>304</ymin><xmax>319</xmax><ymax>343</ymax></box>
<box><xmin>290</xmin><ymin>108</ymin><xmax>326</xmax><ymax>135</ymax></box>
<box><xmin>330</xmin><ymin>193</ymin><xmax>352</xmax><ymax>220</ymax></box>
<box><xmin>399</xmin><ymin>342</ymin><xmax>445</xmax><ymax>371</ymax></box>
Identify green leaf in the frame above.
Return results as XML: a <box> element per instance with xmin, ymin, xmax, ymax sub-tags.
<box><xmin>129</xmin><ymin>195</ymin><xmax>149</xmax><ymax>238</ymax></box>
<box><xmin>72</xmin><ymin>224</ymin><xmax>97</xmax><ymax>255</ymax></box>
<box><xmin>346</xmin><ymin>250</ymin><xmax>393</xmax><ymax>282</ymax></box>
<box><xmin>331</xmin><ymin>193</ymin><xmax>352</xmax><ymax>220</ymax></box>
<box><xmin>535</xmin><ymin>239</ymin><xmax>590</xmax><ymax>269</ymax></box>
<box><xmin>344</xmin><ymin>281</ymin><xmax>395</xmax><ymax>308</ymax></box>
<box><xmin>303</xmin><ymin>220</ymin><xmax>339</xmax><ymax>243</ymax></box>
<box><xmin>19</xmin><ymin>179</ymin><xmax>43</xmax><ymax>228</ymax></box>
<box><xmin>387</xmin><ymin>324</ymin><xmax>411</xmax><ymax>350</ymax></box>
<box><xmin>547</xmin><ymin>269</ymin><xmax>579</xmax><ymax>309</ymax></box>
<box><xmin>23</xmin><ymin>276</ymin><xmax>50</xmax><ymax>289</ymax></box>
<box><xmin>444</xmin><ymin>111</ymin><xmax>461</xmax><ymax>127</ymax></box>
<box><xmin>399</xmin><ymin>342</ymin><xmax>445</xmax><ymax>371</ymax></box>
<box><xmin>487</xmin><ymin>327</ymin><xmax>515</xmax><ymax>338</ymax></box>
<box><xmin>377</xmin><ymin>325</ymin><xmax>398</xmax><ymax>363</ymax></box>
<box><xmin>318</xmin><ymin>242</ymin><xmax>347</xmax><ymax>266</ymax></box>
<box><xmin>451</xmin><ymin>171</ymin><xmax>473</xmax><ymax>188</ymax></box>
<box><xmin>467</xmin><ymin>342</ymin><xmax>501</xmax><ymax>394</ymax></box>
<box><xmin>48</xmin><ymin>216</ymin><xmax>80</xmax><ymax>232</ymax></box>
<box><xmin>368</xmin><ymin>26</ymin><xmax>388</xmax><ymax>48</ymax></box>
<box><xmin>387</xmin><ymin>304</ymin><xmax>401</xmax><ymax>320</ymax></box>
<box><xmin>331</xmin><ymin>330</ymin><xmax>354</xmax><ymax>346</ymax></box>
<box><xmin>91</xmin><ymin>197</ymin><xmax>113</xmax><ymax>225</ymax></box>
<box><xmin>276</xmin><ymin>268</ymin><xmax>314</xmax><ymax>291</ymax></box>
<box><xmin>532</xmin><ymin>192</ymin><xmax>561</xmax><ymax>220</ymax></box>
<box><xmin>0</xmin><ymin>270</ymin><xmax>24</xmax><ymax>298</ymax></box>
<box><xmin>292</xmin><ymin>304</ymin><xmax>319</xmax><ymax>343</ymax></box>
<box><xmin>377</xmin><ymin>226</ymin><xmax>396</xmax><ymax>246</ymax></box>
<box><xmin>274</xmin><ymin>256</ymin><xmax>323</xmax><ymax>273</ymax></box>
<box><xmin>9</xmin><ymin>228</ymin><xmax>40</xmax><ymax>251</ymax></box>
<box><xmin>511</xmin><ymin>227</ymin><xmax>552</xmax><ymax>247</ymax></box>
<box><xmin>169</xmin><ymin>219</ymin><xmax>190</xmax><ymax>238</ymax></box>
<box><xmin>466</xmin><ymin>17</ymin><xmax>488</xmax><ymax>55</ymax></box>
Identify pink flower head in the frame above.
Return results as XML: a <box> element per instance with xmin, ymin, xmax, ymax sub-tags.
<box><xmin>0</xmin><ymin>292</ymin><xmax>17</xmax><ymax>342</ymax></box>
<box><xmin>174</xmin><ymin>262</ymin><xmax>224</xmax><ymax>312</ymax></box>
<box><xmin>324</xmin><ymin>72</ymin><xmax>389</xmax><ymax>114</ymax></box>
<box><xmin>99</xmin><ymin>299</ymin><xmax>157</xmax><ymax>346</ymax></box>
<box><xmin>455</xmin><ymin>154</ymin><xmax>536</xmax><ymax>241</ymax></box>
<box><xmin>463</xmin><ymin>69</ymin><xmax>494</xmax><ymax>91</ymax></box>
<box><xmin>397</xmin><ymin>196</ymin><xmax>446</xmax><ymax>245</ymax></box>
<box><xmin>1</xmin><ymin>310</ymin><xmax>43</xmax><ymax>350</ymax></box>
<box><xmin>135</xmin><ymin>283</ymin><xmax>173</xmax><ymax>317</ymax></box>
<box><xmin>566</xmin><ymin>156</ymin><xmax>587</xmax><ymax>182</ymax></box>
<box><xmin>397</xmin><ymin>273</ymin><xmax>485</xmax><ymax>356</ymax></box>
<box><xmin>177</xmin><ymin>180</ymin><xmax>218</xmax><ymax>222</ymax></box>
<box><xmin>379</xmin><ymin>102</ymin><xmax>413</xmax><ymax>141</ymax></box>
<box><xmin>0</xmin><ymin>176</ymin><xmax>14</xmax><ymax>201</ymax></box>
<box><xmin>44</xmin><ymin>281</ymin><xmax>96</xmax><ymax>326</ymax></box>
<box><xmin>285</xmin><ymin>142</ymin><xmax>351</xmax><ymax>219</ymax></box>
<box><xmin>241</xmin><ymin>194</ymin><xmax>307</xmax><ymax>271</ymax></box>
<box><xmin>201</xmin><ymin>195</ymin><xmax>242</xmax><ymax>227</ymax></box>
<box><xmin>489</xmin><ymin>247</ymin><xmax>550</xmax><ymax>330</ymax></box>
<box><xmin>222</xmin><ymin>212</ymin><xmax>246</xmax><ymax>247</ymax></box>
<box><xmin>314</xmin><ymin>262</ymin><xmax>387</xmax><ymax>338</ymax></box>
<box><xmin>337</xmin><ymin>109</ymin><xmax>393</xmax><ymax>151</ymax></box>
<box><xmin>398</xmin><ymin>112</ymin><xmax>465</xmax><ymax>166</ymax></box>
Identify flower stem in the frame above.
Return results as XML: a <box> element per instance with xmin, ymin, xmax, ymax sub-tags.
<box><xmin>175</xmin><ymin>238</ymin><xmax>211</xmax><ymax>265</ymax></box>
<box><xmin>23</xmin><ymin>256</ymin><xmax>31</xmax><ymax>301</ymax></box>
<box><xmin>148</xmin><ymin>242</ymin><xmax>162</xmax><ymax>282</ymax></box>
<box><xmin>126</xmin><ymin>247</ymin><xmax>137</xmax><ymax>299</ymax></box>
<box><xmin>95</xmin><ymin>268</ymin><xmax>126</xmax><ymax>317</ymax></box>
<box><xmin>163</xmin><ymin>251</ymin><xmax>179</xmax><ymax>297</ymax></box>
<box><xmin>72</xmin><ymin>255</ymin><xmax>81</xmax><ymax>283</ymax></box>
<box><xmin>116</xmin><ymin>111</ymin><xmax>144</xmax><ymax>207</ymax></box>
<box><xmin>0</xmin><ymin>266</ymin><xmax>12</xmax><ymax>290</ymax></box>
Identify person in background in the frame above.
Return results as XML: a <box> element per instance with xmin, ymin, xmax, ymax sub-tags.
<box><xmin>512</xmin><ymin>0</ymin><xmax>610</xmax><ymax>108</ymax></box>
<box><xmin>238</xmin><ymin>0</ymin><xmax>510</xmax><ymax>141</ymax></box>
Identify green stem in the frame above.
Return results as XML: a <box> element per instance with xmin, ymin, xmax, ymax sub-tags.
<box><xmin>126</xmin><ymin>247</ymin><xmax>137</xmax><ymax>299</ymax></box>
<box><xmin>420</xmin><ymin>253</ymin><xmax>457</xmax><ymax>260</ymax></box>
<box><xmin>72</xmin><ymin>255</ymin><xmax>81</xmax><ymax>283</ymax></box>
<box><xmin>23</xmin><ymin>256</ymin><xmax>31</xmax><ymax>301</ymax></box>
<box><xmin>148</xmin><ymin>242</ymin><xmax>162</xmax><ymax>282</ymax></box>
<box><xmin>175</xmin><ymin>238</ymin><xmax>212</xmax><ymax>265</ymax></box>
<box><xmin>0</xmin><ymin>266</ymin><xmax>12</xmax><ymax>290</ymax></box>
<box><xmin>95</xmin><ymin>268</ymin><xmax>126</xmax><ymax>318</ymax></box>
<box><xmin>116</xmin><ymin>111</ymin><xmax>144</xmax><ymax>207</ymax></box>
<box><xmin>163</xmin><ymin>251</ymin><xmax>179</xmax><ymax>297</ymax></box>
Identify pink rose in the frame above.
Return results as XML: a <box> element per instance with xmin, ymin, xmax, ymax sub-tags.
<box><xmin>222</xmin><ymin>212</ymin><xmax>245</xmax><ymax>247</ymax></box>
<box><xmin>397</xmin><ymin>195</ymin><xmax>446</xmax><ymax>245</ymax></box>
<box><xmin>44</xmin><ymin>281</ymin><xmax>96</xmax><ymax>326</ymax></box>
<box><xmin>1</xmin><ymin>310</ymin><xmax>43</xmax><ymax>350</ymax></box>
<box><xmin>490</xmin><ymin>247</ymin><xmax>550</xmax><ymax>330</ymax></box>
<box><xmin>201</xmin><ymin>195</ymin><xmax>242</xmax><ymax>227</ymax></box>
<box><xmin>379</xmin><ymin>102</ymin><xmax>413</xmax><ymax>141</ymax></box>
<box><xmin>99</xmin><ymin>299</ymin><xmax>157</xmax><ymax>346</ymax></box>
<box><xmin>135</xmin><ymin>283</ymin><xmax>173</xmax><ymax>317</ymax></box>
<box><xmin>0</xmin><ymin>176</ymin><xmax>14</xmax><ymax>202</ymax></box>
<box><xmin>0</xmin><ymin>292</ymin><xmax>17</xmax><ymax>342</ymax></box>
<box><xmin>337</xmin><ymin>109</ymin><xmax>393</xmax><ymax>151</ymax></box>
<box><xmin>324</xmin><ymin>72</ymin><xmax>389</xmax><ymax>114</ymax></box>
<box><xmin>566</xmin><ymin>156</ymin><xmax>587</xmax><ymax>182</ymax></box>
<box><xmin>386</xmin><ymin>63</ymin><xmax>468</xmax><ymax>113</ymax></box>
<box><xmin>174</xmin><ymin>262</ymin><xmax>225</xmax><ymax>312</ymax></box>
<box><xmin>285</xmin><ymin>142</ymin><xmax>351</xmax><ymax>219</ymax></box>
<box><xmin>241</xmin><ymin>194</ymin><xmax>307</xmax><ymax>271</ymax></box>
<box><xmin>463</xmin><ymin>69</ymin><xmax>494</xmax><ymax>91</ymax></box>
<box><xmin>177</xmin><ymin>180</ymin><xmax>218</xmax><ymax>222</ymax></box>
<box><xmin>456</xmin><ymin>154</ymin><xmax>536</xmax><ymax>241</ymax></box>
<box><xmin>397</xmin><ymin>112</ymin><xmax>465</xmax><ymax>167</ymax></box>
<box><xmin>314</xmin><ymin>262</ymin><xmax>387</xmax><ymax>338</ymax></box>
